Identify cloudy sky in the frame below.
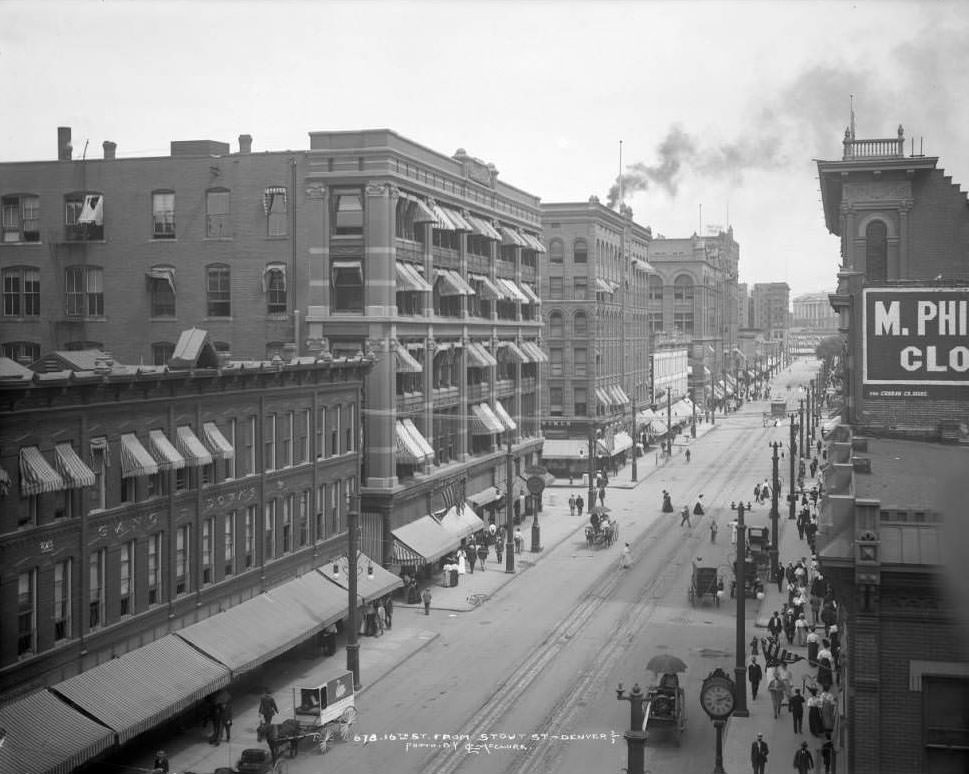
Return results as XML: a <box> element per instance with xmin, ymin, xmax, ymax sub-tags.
<box><xmin>3</xmin><ymin>0</ymin><xmax>967</xmax><ymax>295</ymax></box>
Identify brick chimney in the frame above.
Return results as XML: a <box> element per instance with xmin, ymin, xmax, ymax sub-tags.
<box><xmin>238</xmin><ymin>134</ymin><xmax>253</xmax><ymax>154</ymax></box>
<box><xmin>58</xmin><ymin>126</ymin><xmax>72</xmax><ymax>160</ymax></box>
<box><xmin>102</xmin><ymin>141</ymin><xmax>117</xmax><ymax>160</ymax></box>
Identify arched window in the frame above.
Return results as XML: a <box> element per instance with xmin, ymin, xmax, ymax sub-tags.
<box><xmin>866</xmin><ymin>220</ymin><xmax>888</xmax><ymax>281</ymax></box>
<box><xmin>673</xmin><ymin>274</ymin><xmax>694</xmax><ymax>301</ymax></box>
<box><xmin>548</xmin><ymin>311</ymin><xmax>564</xmax><ymax>337</ymax></box>
<box><xmin>549</xmin><ymin>239</ymin><xmax>564</xmax><ymax>264</ymax></box>
<box><xmin>573</xmin><ymin>239</ymin><xmax>588</xmax><ymax>263</ymax></box>
<box><xmin>264</xmin><ymin>264</ymin><xmax>287</xmax><ymax>315</ymax></box>
<box><xmin>648</xmin><ymin>275</ymin><xmax>663</xmax><ymax>301</ymax></box>
<box><xmin>573</xmin><ymin>312</ymin><xmax>588</xmax><ymax>336</ymax></box>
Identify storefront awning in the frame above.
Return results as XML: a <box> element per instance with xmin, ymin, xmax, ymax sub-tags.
<box><xmin>53</xmin><ymin>442</ymin><xmax>96</xmax><ymax>488</ymax></box>
<box><xmin>496</xmin><ymin>277</ymin><xmax>530</xmax><ymax>303</ymax></box>
<box><xmin>499</xmin><ymin>341</ymin><xmax>529</xmax><ymax>364</ymax></box>
<box><xmin>500</xmin><ymin>226</ymin><xmax>528</xmax><ymax>248</ymax></box>
<box><xmin>429</xmin><ymin>202</ymin><xmax>457</xmax><ymax>231</ymax></box>
<box><xmin>540</xmin><ymin>438</ymin><xmax>588</xmax><ymax>460</ymax></box>
<box><xmin>466</xmin><ymin>342</ymin><xmax>497</xmax><ymax>368</ymax></box>
<box><xmin>520</xmin><ymin>340</ymin><xmax>548</xmax><ymax>362</ymax></box>
<box><xmin>392</xmin><ymin>515</ymin><xmax>461</xmax><ymax>564</ymax></box>
<box><xmin>396</xmin><ymin>420</ymin><xmax>430</xmax><ymax>464</ymax></box>
<box><xmin>176</xmin><ymin>425</ymin><xmax>213</xmax><ymax>467</ymax></box>
<box><xmin>614</xmin><ymin>385</ymin><xmax>630</xmax><ymax>404</ymax></box>
<box><xmin>19</xmin><ymin>446</ymin><xmax>65</xmax><ymax>495</ymax></box>
<box><xmin>119</xmin><ymin>433</ymin><xmax>158</xmax><ymax>478</ymax></box>
<box><xmin>466</xmin><ymin>485</ymin><xmax>502</xmax><ymax>507</ymax></box>
<box><xmin>648</xmin><ymin>419</ymin><xmax>669</xmax><ymax>435</ymax></box>
<box><xmin>263</xmin><ymin>570</ymin><xmax>347</xmax><ymax>628</ymax></box>
<box><xmin>402</xmin><ymin>418</ymin><xmax>435</xmax><ymax>459</ymax></box>
<box><xmin>632</xmin><ymin>258</ymin><xmax>657</xmax><ymax>273</ymax></box>
<box><xmin>322</xmin><ymin>552</ymin><xmax>403</xmax><ymax>604</ymax></box>
<box><xmin>595</xmin><ymin>387</ymin><xmax>613</xmax><ymax>407</ymax></box>
<box><xmin>595</xmin><ymin>278</ymin><xmax>615</xmax><ymax>294</ymax></box>
<box><xmin>202</xmin><ymin>421</ymin><xmax>235</xmax><ymax>460</ymax></box>
<box><xmin>470</xmin><ymin>273</ymin><xmax>503</xmax><ymax>300</ymax></box>
<box><xmin>442</xmin><ymin>207</ymin><xmax>473</xmax><ymax>232</ymax></box>
<box><xmin>519</xmin><ymin>282</ymin><xmax>541</xmax><ymax>304</ymax></box>
<box><xmin>520</xmin><ymin>232</ymin><xmax>546</xmax><ymax>253</ymax></box>
<box><xmin>493</xmin><ymin>400</ymin><xmax>517</xmax><ymax>431</ymax></box>
<box><xmin>149</xmin><ymin>429</ymin><xmax>186</xmax><ymax>471</ymax></box>
<box><xmin>396</xmin><ymin>261</ymin><xmax>432</xmax><ymax>292</ymax></box>
<box><xmin>51</xmin><ymin>635</ymin><xmax>230</xmax><ymax>745</ymax></box>
<box><xmin>468</xmin><ymin>215</ymin><xmax>502</xmax><ymax>241</ymax></box>
<box><xmin>410</xmin><ymin>197</ymin><xmax>438</xmax><ymax>224</ymax></box>
<box><xmin>613</xmin><ymin>431</ymin><xmax>633</xmax><ymax>454</ymax></box>
<box><xmin>438</xmin><ymin>505</ymin><xmax>486</xmax><ymax>541</ymax></box>
<box><xmin>145</xmin><ymin>266</ymin><xmax>176</xmax><ymax>294</ymax></box>
<box><xmin>0</xmin><ymin>689</ymin><xmax>116</xmax><ymax>774</ymax></box>
<box><xmin>395</xmin><ymin>346</ymin><xmax>424</xmax><ymax>373</ymax></box>
<box><xmin>713</xmin><ymin>384</ymin><xmax>725</xmax><ymax>400</ymax></box>
<box><xmin>470</xmin><ymin>403</ymin><xmax>504</xmax><ymax>435</ymax></box>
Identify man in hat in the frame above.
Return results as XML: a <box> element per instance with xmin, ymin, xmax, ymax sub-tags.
<box><xmin>747</xmin><ymin>656</ymin><xmax>763</xmax><ymax>700</ymax></box>
<box><xmin>793</xmin><ymin>740</ymin><xmax>815</xmax><ymax>773</ymax></box>
<box><xmin>750</xmin><ymin>733</ymin><xmax>769</xmax><ymax>774</ymax></box>
<box><xmin>152</xmin><ymin>751</ymin><xmax>170</xmax><ymax>774</ymax></box>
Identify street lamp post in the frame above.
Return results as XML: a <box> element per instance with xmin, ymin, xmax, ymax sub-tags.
<box><xmin>631</xmin><ymin>393</ymin><xmax>638</xmax><ymax>482</ymax></box>
<box><xmin>789</xmin><ymin>413</ymin><xmax>798</xmax><ymax>520</ymax></box>
<box><xmin>505</xmin><ymin>432</ymin><xmax>516</xmax><ymax>573</ymax></box>
<box><xmin>798</xmin><ymin>398</ymin><xmax>806</xmax><ymax>459</ymax></box>
<box><xmin>806</xmin><ymin>384</ymin><xmax>813</xmax><ymax>448</ymax></box>
<box><xmin>666</xmin><ymin>389</ymin><xmax>672</xmax><ymax>455</ymax></box>
<box><xmin>690</xmin><ymin>392</ymin><xmax>697</xmax><ymax>438</ymax></box>
<box><xmin>768</xmin><ymin>442</ymin><xmax>782</xmax><ymax>578</ymax></box>
<box><xmin>346</xmin><ymin>504</ymin><xmax>361</xmax><ymax>689</ymax></box>
<box><xmin>587</xmin><ymin>421</ymin><xmax>596</xmax><ymax>512</ymax></box>
<box><xmin>616</xmin><ymin>683</ymin><xmax>648</xmax><ymax>774</ymax></box>
<box><xmin>729</xmin><ymin>500</ymin><xmax>751</xmax><ymax>718</ymax></box>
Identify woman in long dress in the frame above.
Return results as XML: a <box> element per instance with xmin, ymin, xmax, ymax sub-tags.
<box><xmin>807</xmin><ymin>689</ymin><xmax>825</xmax><ymax>737</ymax></box>
<box><xmin>456</xmin><ymin>548</ymin><xmax>467</xmax><ymax>575</ymax></box>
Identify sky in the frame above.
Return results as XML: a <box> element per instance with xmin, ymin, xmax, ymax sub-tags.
<box><xmin>3</xmin><ymin>0</ymin><xmax>969</xmax><ymax>296</ymax></box>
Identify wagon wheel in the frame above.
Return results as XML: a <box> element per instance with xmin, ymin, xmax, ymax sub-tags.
<box><xmin>317</xmin><ymin>725</ymin><xmax>335</xmax><ymax>754</ymax></box>
<box><xmin>338</xmin><ymin>706</ymin><xmax>359</xmax><ymax>741</ymax></box>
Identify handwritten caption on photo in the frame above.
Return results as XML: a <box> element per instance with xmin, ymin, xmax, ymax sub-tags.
<box><xmin>353</xmin><ymin>730</ymin><xmax>621</xmax><ymax>754</ymax></box>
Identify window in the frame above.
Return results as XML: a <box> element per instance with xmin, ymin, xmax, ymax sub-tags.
<box><xmin>265</xmin><ymin>266</ymin><xmax>287</xmax><ymax>314</ymax></box>
<box><xmin>866</xmin><ymin>220</ymin><xmax>888</xmax><ymax>281</ymax></box>
<box><xmin>573</xmin><ymin>278</ymin><xmax>588</xmax><ymax>300</ymax></box>
<box><xmin>65</xmin><ymin>193</ymin><xmax>103</xmax><ymax>241</ymax></box>
<box><xmin>549</xmin><ymin>239</ymin><xmax>564</xmax><ymax>264</ymax></box>
<box><xmin>923</xmin><ymin>676</ymin><xmax>969</xmax><ymax>772</ymax></box>
<box><xmin>264</xmin><ymin>500</ymin><xmax>277</xmax><ymax>561</ymax></box>
<box><xmin>244</xmin><ymin>506</ymin><xmax>255</xmax><ymax>568</ymax></box>
<box><xmin>549</xmin><ymin>277</ymin><xmax>563</xmax><ymax>299</ymax></box>
<box><xmin>328</xmin><ymin>481</ymin><xmax>340</xmax><ymax>536</ymax></box>
<box><xmin>246</xmin><ymin>416</ymin><xmax>257</xmax><ymax>475</ymax></box>
<box><xmin>2</xmin><ymin>194</ymin><xmax>40</xmax><ymax>242</ymax></box>
<box><xmin>548</xmin><ymin>312</ymin><xmax>564</xmax><ymax>338</ymax></box>
<box><xmin>550</xmin><ymin>347</ymin><xmax>563</xmax><ymax>376</ymax></box>
<box><xmin>65</xmin><ymin>266</ymin><xmax>104</xmax><ymax>317</ymax></box>
<box><xmin>3</xmin><ymin>267</ymin><xmax>40</xmax><ymax>317</ymax></box>
<box><xmin>153</xmin><ymin>191</ymin><xmax>175</xmax><ymax>239</ymax></box>
<box><xmin>119</xmin><ymin>542</ymin><xmax>134</xmax><ymax>617</ymax></box>
<box><xmin>332</xmin><ymin>190</ymin><xmax>364</xmax><ymax>235</ymax></box>
<box><xmin>149</xmin><ymin>267</ymin><xmax>176</xmax><ymax>317</ymax></box>
<box><xmin>316</xmin><ymin>483</ymin><xmax>327</xmax><ymax>541</ymax></box>
<box><xmin>202</xmin><ymin>518</ymin><xmax>213</xmax><ymax>585</ymax></box>
<box><xmin>574</xmin><ymin>347</ymin><xmax>588</xmax><ymax>377</ymax></box>
<box><xmin>91</xmin><ymin>440</ymin><xmax>107</xmax><ymax>511</ymax></box>
<box><xmin>17</xmin><ymin>569</ymin><xmax>36</xmax><ymax>656</ymax></box>
<box><xmin>152</xmin><ymin>342</ymin><xmax>174</xmax><ymax>366</ymax></box>
<box><xmin>265</xmin><ymin>186</ymin><xmax>288</xmax><ymax>237</ymax></box>
<box><xmin>332</xmin><ymin>260</ymin><xmax>363</xmax><ymax>312</ymax></box>
<box><xmin>54</xmin><ymin>559</ymin><xmax>72</xmax><ymax>639</ymax></box>
<box><xmin>648</xmin><ymin>311</ymin><xmax>663</xmax><ymax>334</ymax></box>
<box><xmin>121</xmin><ymin>471</ymin><xmax>137</xmax><ymax>503</ymax></box>
<box><xmin>573</xmin><ymin>239</ymin><xmax>588</xmax><ymax>263</ymax></box>
<box><xmin>224</xmin><ymin>511</ymin><xmax>236</xmax><ymax>577</ymax></box>
<box><xmin>205</xmin><ymin>189</ymin><xmax>231</xmax><ymax>238</ymax></box>
<box><xmin>264</xmin><ymin>413</ymin><xmax>276</xmax><ymax>471</ymax></box>
<box><xmin>283</xmin><ymin>411</ymin><xmax>294</xmax><ymax>467</ymax></box>
<box><xmin>317</xmin><ymin>407</ymin><xmax>327</xmax><ymax>459</ymax></box>
<box><xmin>574</xmin><ymin>387</ymin><xmax>588</xmax><ymax>417</ymax></box>
<box><xmin>648</xmin><ymin>276</ymin><xmax>663</xmax><ymax>301</ymax></box>
<box><xmin>574</xmin><ymin>312</ymin><xmax>588</xmax><ymax>336</ymax></box>
<box><xmin>332</xmin><ymin>405</ymin><xmax>341</xmax><ymax>457</ymax></box>
<box><xmin>88</xmin><ymin>549</ymin><xmax>105</xmax><ymax>629</ymax></box>
<box><xmin>549</xmin><ymin>387</ymin><xmax>563</xmax><ymax>417</ymax></box>
<box><xmin>298</xmin><ymin>409</ymin><xmax>310</xmax><ymax>464</ymax></box>
<box><xmin>282</xmin><ymin>495</ymin><xmax>293</xmax><ymax>554</ymax></box>
<box><xmin>346</xmin><ymin>404</ymin><xmax>355</xmax><ymax>452</ymax></box>
<box><xmin>147</xmin><ymin>533</ymin><xmax>162</xmax><ymax>605</ymax></box>
<box><xmin>674</xmin><ymin>311</ymin><xmax>694</xmax><ymax>334</ymax></box>
<box><xmin>175</xmin><ymin>525</ymin><xmax>190</xmax><ymax>595</ymax></box>
<box><xmin>299</xmin><ymin>490</ymin><xmax>309</xmax><ymax>547</ymax></box>
<box><xmin>673</xmin><ymin>275</ymin><xmax>694</xmax><ymax>301</ymax></box>
<box><xmin>206</xmin><ymin>264</ymin><xmax>231</xmax><ymax>317</ymax></box>
<box><xmin>2</xmin><ymin>341</ymin><xmax>40</xmax><ymax>364</ymax></box>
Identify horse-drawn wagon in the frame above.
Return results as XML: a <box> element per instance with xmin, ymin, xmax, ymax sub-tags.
<box><xmin>585</xmin><ymin>518</ymin><xmax>618</xmax><ymax>548</ymax></box>
<box><xmin>688</xmin><ymin>558</ymin><xmax>721</xmax><ymax>606</ymax></box>
<box><xmin>643</xmin><ymin>655</ymin><xmax>687</xmax><ymax>746</ymax></box>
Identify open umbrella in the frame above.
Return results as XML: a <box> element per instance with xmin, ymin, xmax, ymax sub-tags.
<box><xmin>646</xmin><ymin>654</ymin><xmax>688</xmax><ymax>674</ymax></box>
<box><xmin>588</xmin><ymin>504</ymin><xmax>611</xmax><ymax>516</ymax></box>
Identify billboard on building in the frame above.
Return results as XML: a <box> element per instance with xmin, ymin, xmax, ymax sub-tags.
<box><xmin>862</xmin><ymin>287</ymin><xmax>969</xmax><ymax>399</ymax></box>
<box><xmin>651</xmin><ymin>349</ymin><xmax>689</xmax><ymax>402</ymax></box>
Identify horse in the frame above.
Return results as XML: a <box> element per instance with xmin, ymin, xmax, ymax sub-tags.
<box><xmin>257</xmin><ymin>718</ymin><xmax>302</xmax><ymax>762</ymax></box>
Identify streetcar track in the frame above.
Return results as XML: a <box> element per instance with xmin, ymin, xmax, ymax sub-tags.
<box><xmin>422</xmin><ymin>418</ymin><xmax>774</xmax><ymax>774</ymax></box>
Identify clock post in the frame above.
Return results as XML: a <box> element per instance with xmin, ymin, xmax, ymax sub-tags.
<box><xmin>616</xmin><ymin>683</ymin><xmax>648</xmax><ymax>774</ymax></box>
<box><xmin>700</xmin><ymin>668</ymin><xmax>736</xmax><ymax>774</ymax></box>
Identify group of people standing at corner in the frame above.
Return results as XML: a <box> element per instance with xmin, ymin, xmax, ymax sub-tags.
<box><xmin>363</xmin><ymin>595</ymin><xmax>394</xmax><ymax>636</ymax></box>
<box><xmin>568</xmin><ymin>471</ymin><xmax>609</xmax><ymax>517</ymax></box>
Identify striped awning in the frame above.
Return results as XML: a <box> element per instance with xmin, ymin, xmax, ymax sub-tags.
<box><xmin>396</xmin><ymin>261</ymin><xmax>432</xmax><ymax>292</ymax></box>
<box><xmin>596</xmin><ymin>388</ymin><xmax>613</xmax><ymax>407</ymax></box>
<box><xmin>496</xmin><ymin>278</ymin><xmax>530</xmax><ymax>303</ymax></box>
<box><xmin>410</xmin><ymin>197</ymin><xmax>438</xmax><ymax>223</ymax></box>
<box><xmin>608</xmin><ymin>386</ymin><xmax>626</xmax><ymax>405</ymax></box>
<box><xmin>595</xmin><ymin>278</ymin><xmax>615</xmax><ymax>294</ymax></box>
<box><xmin>470</xmin><ymin>403</ymin><xmax>504</xmax><ymax>435</ymax></box>
<box><xmin>540</xmin><ymin>439</ymin><xmax>588</xmax><ymax>460</ymax></box>
<box><xmin>519</xmin><ymin>282</ymin><xmax>541</xmax><ymax>304</ymax></box>
<box><xmin>396</xmin><ymin>420</ymin><xmax>426</xmax><ymax>463</ymax></box>
<box><xmin>521</xmin><ymin>232</ymin><xmax>547</xmax><ymax>252</ymax></box>
<box><xmin>435</xmin><ymin>269</ymin><xmax>475</xmax><ymax>296</ymax></box>
<box><xmin>120</xmin><ymin>433</ymin><xmax>159</xmax><ymax>479</ymax></box>
<box><xmin>613</xmin><ymin>431</ymin><xmax>634</xmax><ymax>454</ymax></box>
<box><xmin>520</xmin><ymin>340</ymin><xmax>548</xmax><ymax>363</ymax></box>
<box><xmin>469</xmin><ymin>273</ymin><xmax>503</xmax><ymax>300</ymax></box>
<box><xmin>469</xmin><ymin>342</ymin><xmax>498</xmax><ymax>368</ymax></box>
<box><xmin>323</xmin><ymin>553</ymin><xmax>403</xmax><ymax>604</ymax></box>
<box><xmin>402</xmin><ymin>418</ymin><xmax>434</xmax><ymax>460</ymax></box>
<box><xmin>632</xmin><ymin>258</ymin><xmax>657</xmax><ymax>273</ymax></box>
<box><xmin>50</xmin><ymin>634</ymin><xmax>230</xmax><ymax>746</ymax></box>
<box><xmin>500</xmin><ymin>226</ymin><xmax>528</xmax><ymax>248</ymax></box>
<box><xmin>54</xmin><ymin>442</ymin><xmax>96</xmax><ymax>488</ymax></box>
<box><xmin>442</xmin><ymin>207</ymin><xmax>473</xmax><ymax>231</ymax></box>
<box><xmin>429</xmin><ymin>202</ymin><xmax>458</xmax><ymax>231</ymax></box>
<box><xmin>468</xmin><ymin>215</ymin><xmax>502</xmax><ymax>241</ymax></box>
<box><xmin>713</xmin><ymin>384</ymin><xmax>725</xmax><ymax>400</ymax></box>
<box><xmin>0</xmin><ymin>689</ymin><xmax>116</xmax><ymax>774</ymax></box>
<box><xmin>149</xmin><ymin>429</ymin><xmax>186</xmax><ymax>471</ymax></box>
<box><xmin>202</xmin><ymin>421</ymin><xmax>235</xmax><ymax>460</ymax></box>
<box><xmin>395</xmin><ymin>346</ymin><xmax>424</xmax><ymax>373</ymax></box>
<box><xmin>392</xmin><ymin>515</ymin><xmax>461</xmax><ymax>565</ymax></box>
<box><xmin>614</xmin><ymin>385</ymin><xmax>630</xmax><ymax>405</ymax></box>
<box><xmin>176</xmin><ymin>425</ymin><xmax>213</xmax><ymax>467</ymax></box>
<box><xmin>493</xmin><ymin>400</ymin><xmax>517</xmax><ymax>431</ymax></box>
<box><xmin>499</xmin><ymin>340</ymin><xmax>529</xmax><ymax>364</ymax></box>
<box><xmin>19</xmin><ymin>446</ymin><xmax>65</xmax><ymax>495</ymax></box>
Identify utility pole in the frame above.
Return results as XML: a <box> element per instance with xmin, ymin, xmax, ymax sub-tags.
<box><xmin>587</xmin><ymin>420</ymin><xmax>596</xmax><ymax>511</ymax></box>
<box><xmin>789</xmin><ymin>413</ymin><xmax>798</xmax><ymax>521</ymax></box>
<box><xmin>346</xmin><ymin>504</ymin><xmax>361</xmax><ymax>689</ymax></box>
<box><xmin>630</xmin><ymin>393</ymin><xmax>638</xmax><ymax>482</ymax></box>
<box><xmin>799</xmin><ymin>398</ymin><xmax>806</xmax><ymax>459</ymax></box>
<box><xmin>504</xmin><ymin>433</ymin><xmax>515</xmax><ymax>573</ymax></box>
<box><xmin>768</xmin><ymin>442</ymin><xmax>782</xmax><ymax>578</ymax></box>
<box><xmin>730</xmin><ymin>500</ymin><xmax>751</xmax><ymax>718</ymax></box>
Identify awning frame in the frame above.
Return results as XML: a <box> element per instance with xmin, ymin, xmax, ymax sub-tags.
<box><xmin>176</xmin><ymin>425</ymin><xmax>213</xmax><ymax>467</ymax></box>
<box><xmin>148</xmin><ymin>429</ymin><xmax>186</xmax><ymax>472</ymax></box>
<box><xmin>54</xmin><ymin>442</ymin><xmax>96</xmax><ymax>488</ymax></box>
<box><xmin>120</xmin><ymin>433</ymin><xmax>159</xmax><ymax>479</ymax></box>
<box><xmin>20</xmin><ymin>446</ymin><xmax>66</xmax><ymax>496</ymax></box>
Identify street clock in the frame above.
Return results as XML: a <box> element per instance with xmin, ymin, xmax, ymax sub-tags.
<box><xmin>700</xmin><ymin>668</ymin><xmax>736</xmax><ymax>719</ymax></box>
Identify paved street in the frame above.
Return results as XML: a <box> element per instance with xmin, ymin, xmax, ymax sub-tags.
<box><xmin>113</xmin><ymin>361</ymin><xmax>835</xmax><ymax>774</ymax></box>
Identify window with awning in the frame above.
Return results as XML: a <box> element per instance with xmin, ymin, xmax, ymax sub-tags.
<box><xmin>395</xmin><ymin>420</ymin><xmax>429</xmax><ymax>463</ymax></box>
<box><xmin>495</xmin><ymin>278</ymin><xmax>528</xmax><ymax>303</ymax></box>
<box><xmin>54</xmin><ymin>442</ymin><xmax>96</xmax><ymax>488</ymax></box>
<box><xmin>401</xmin><ymin>418</ymin><xmax>435</xmax><ymax>460</ymax></box>
<box><xmin>120</xmin><ymin>434</ymin><xmax>159</xmax><ymax>479</ymax></box>
<box><xmin>396</xmin><ymin>262</ymin><xmax>432</xmax><ymax>292</ymax></box>
<box><xmin>465</xmin><ymin>342</ymin><xmax>497</xmax><ymax>368</ymax></box>
<box><xmin>595</xmin><ymin>387</ymin><xmax>613</xmax><ymax>407</ymax></box>
<box><xmin>20</xmin><ymin>446</ymin><xmax>65</xmax><ymax>495</ymax></box>
<box><xmin>176</xmin><ymin>426</ymin><xmax>213</xmax><ymax>467</ymax></box>
<box><xmin>145</xmin><ymin>266</ymin><xmax>176</xmax><ymax>293</ymax></box>
<box><xmin>499</xmin><ymin>340</ymin><xmax>528</xmax><ymax>364</ymax></box>
<box><xmin>493</xmin><ymin>400</ymin><xmax>517</xmax><ymax>431</ymax></box>
<box><xmin>520</xmin><ymin>341</ymin><xmax>548</xmax><ymax>363</ymax></box>
<box><xmin>632</xmin><ymin>258</ymin><xmax>657</xmax><ymax>273</ymax></box>
<box><xmin>407</xmin><ymin>196</ymin><xmax>437</xmax><ymax>223</ymax></box>
<box><xmin>499</xmin><ymin>226</ymin><xmax>528</xmax><ymax>248</ymax></box>
<box><xmin>519</xmin><ymin>283</ymin><xmax>541</xmax><ymax>304</ymax></box>
<box><xmin>614</xmin><ymin>385</ymin><xmax>630</xmax><ymax>404</ymax></box>
<box><xmin>202</xmin><ymin>422</ymin><xmax>235</xmax><ymax>460</ymax></box>
<box><xmin>261</xmin><ymin>263</ymin><xmax>287</xmax><ymax>293</ymax></box>
<box><xmin>521</xmin><ymin>232</ymin><xmax>547</xmax><ymax>253</ymax></box>
<box><xmin>435</xmin><ymin>269</ymin><xmax>471</xmax><ymax>296</ymax></box>
<box><xmin>442</xmin><ymin>207</ymin><xmax>473</xmax><ymax>231</ymax></box>
<box><xmin>394</xmin><ymin>346</ymin><xmax>423</xmax><ymax>373</ymax></box>
<box><xmin>469</xmin><ymin>403</ymin><xmax>504</xmax><ymax>434</ymax></box>
<box><xmin>149</xmin><ymin>429</ymin><xmax>186</xmax><ymax>471</ymax></box>
<box><xmin>469</xmin><ymin>273</ymin><xmax>503</xmax><ymax>300</ymax></box>
<box><xmin>428</xmin><ymin>202</ymin><xmax>457</xmax><ymax>231</ymax></box>
<box><xmin>595</xmin><ymin>278</ymin><xmax>615</xmax><ymax>294</ymax></box>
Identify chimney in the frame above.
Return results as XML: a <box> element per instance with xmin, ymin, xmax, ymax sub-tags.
<box><xmin>238</xmin><ymin>134</ymin><xmax>253</xmax><ymax>154</ymax></box>
<box><xmin>102</xmin><ymin>141</ymin><xmax>117</xmax><ymax>160</ymax></box>
<box><xmin>58</xmin><ymin>126</ymin><xmax>72</xmax><ymax>161</ymax></box>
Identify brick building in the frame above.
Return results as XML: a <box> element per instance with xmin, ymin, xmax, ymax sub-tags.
<box><xmin>537</xmin><ymin>199</ymin><xmax>652</xmax><ymax>477</ymax></box>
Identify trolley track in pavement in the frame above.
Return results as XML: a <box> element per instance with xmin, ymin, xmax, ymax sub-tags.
<box><xmin>422</xmin><ymin>417</ymin><xmax>773</xmax><ymax>774</ymax></box>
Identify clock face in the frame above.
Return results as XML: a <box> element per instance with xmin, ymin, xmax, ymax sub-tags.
<box><xmin>701</xmin><ymin>682</ymin><xmax>735</xmax><ymax>717</ymax></box>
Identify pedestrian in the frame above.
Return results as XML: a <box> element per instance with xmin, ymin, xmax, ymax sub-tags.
<box><xmin>576</xmin><ymin>494</ymin><xmax>585</xmax><ymax>515</ymax></box>
<box><xmin>793</xmin><ymin>740</ymin><xmax>815</xmax><ymax>773</ymax></box>
<box><xmin>619</xmin><ymin>542</ymin><xmax>631</xmax><ymax>569</ymax></box>
<box><xmin>680</xmin><ymin>505</ymin><xmax>692</xmax><ymax>527</ymax></box>
<box><xmin>709</xmin><ymin>519</ymin><xmax>718</xmax><ymax>543</ymax></box>
<box><xmin>747</xmin><ymin>657</ymin><xmax>763</xmax><ymax>700</ymax></box>
<box><xmin>569</xmin><ymin>493</ymin><xmax>577</xmax><ymax>516</ymax></box>
<box><xmin>693</xmin><ymin>494</ymin><xmax>705</xmax><ymax>515</ymax></box>
<box><xmin>514</xmin><ymin>527</ymin><xmax>523</xmax><ymax>553</ymax></box>
<box><xmin>730</xmin><ymin>519</ymin><xmax>738</xmax><ymax>545</ymax></box>
<box><xmin>422</xmin><ymin>587</ymin><xmax>432</xmax><ymax>615</ymax></box>
<box><xmin>821</xmin><ymin>736</ymin><xmax>834</xmax><ymax>774</ymax></box>
<box><xmin>751</xmin><ymin>733</ymin><xmax>770</xmax><ymax>774</ymax></box>
<box><xmin>152</xmin><ymin>750</ymin><xmax>170</xmax><ymax>774</ymax></box>
<box><xmin>467</xmin><ymin>541</ymin><xmax>477</xmax><ymax>573</ymax></box>
<box><xmin>598</xmin><ymin>486</ymin><xmax>606</xmax><ymax>506</ymax></box>
<box><xmin>477</xmin><ymin>542</ymin><xmax>489</xmax><ymax>570</ymax></box>
<box><xmin>789</xmin><ymin>688</ymin><xmax>806</xmax><ymax>733</ymax></box>
<box><xmin>220</xmin><ymin>702</ymin><xmax>233</xmax><ymax>743</ymax></box>
<box><xmin>754</xmin><ymin>483</ymin><xmax>761</xmax><ymax>502</ymax></box>
<box><xmin>795</xmin><ymin>613</ymin><xmax>808</xmax><ymax>646</ymax></box>
<box><xmin>768</xmin><ymin>668</ymin><xmax>786</xmax><ymax>718</ymax></box>
<box><xmin>383</xmin><ymin>596</ymin><xmax>393</xmax><ymax>629</ymax></box>
<box><xmin>774</xmin><ymin>564</ymin><xmax>785</xmax><ymax>593</ymax></box>
<box><xmin>495</xmin><ymin>538</ymin><xmax>503</xmax><ymax>564</ymax></box>
<box><xmin>208</xmin><ymin>701</ymin><xmax>223</xmax><ymax>744</ymax></box>
<box><xmin>258</xmin><ymin>689</ymin><xmax>278</xmax><ymax>726</ymax></box>
<box><xmin>768</xmin><ymin>611</ymin><xmax>783</xmax><ymax>640</ymax></box>
<box><xmin>685</xmin><ymin>448</ymin><xmax>691</xmax><ymax>463</ymax></box>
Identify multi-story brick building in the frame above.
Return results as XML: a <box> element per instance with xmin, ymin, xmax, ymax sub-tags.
<box><xmin>537</xmin><ymin>199</ymin><xmax>652</xmax><ymax>477</ymax></box>
<box><xmin>0</xmin><ymin>334</ymin><xmax>393</xmax><ymax>770</ymax></box>
<box><xmin>815</xmin><ymin>124</ymin><xmax>969</xmax><ymax>774</ymax></box>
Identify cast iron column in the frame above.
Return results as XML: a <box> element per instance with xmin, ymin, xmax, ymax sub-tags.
<box><xmin>346</xmin><ymin>506</ymin><xmax>361</xmax><ymax>689</ymax></box>
<box><xmin>769</xmin><ymin>441</ymin><xmax>782</xmax><ymax>578</ymax></box>
<box><xmin>587</xmin><ymin>421</ymin><xmax>596</xmax><ymax>510</ymax></box>
<box><xmin>616</xmin><ymin>683</ymin><xmax>647</xmax><ymax>774</ymax></box>
<box><xmin>505</xmin><ymin>433</ymin><xmax>515</xmax><ymax>573</ymax></box>
<box><xmin>730</xmin><ymin>500</ymin><xmax>750</xmax><ymax>717</ymax></box>
<box><xmin>798</xmin><ymin>398</ymin><xmax>805</xmax><ymax>459</ymax></box>
<box><xmin>631</xmin><ymin>394</ymin><xmax>638</xmax><ymax>482</ymax></box>
<box><xmin>789</xmin><ymin>413</ymin><xmax>798</xmax><ymax>520</ymax></box>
